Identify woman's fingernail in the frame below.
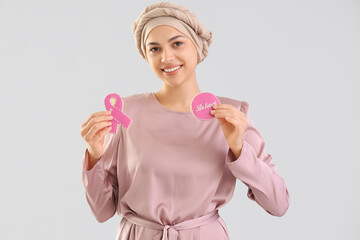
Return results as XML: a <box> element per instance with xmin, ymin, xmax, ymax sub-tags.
<box><xmin>210</xmin><ymin>110</ymin><xmax>215</xmax><ymax>114</ymax></box>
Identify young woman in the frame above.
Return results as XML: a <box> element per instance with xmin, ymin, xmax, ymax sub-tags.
<box><xmin>80</xmin><ymin>2</ymin><xmax>290</xmax><ymax>240</ymax></box>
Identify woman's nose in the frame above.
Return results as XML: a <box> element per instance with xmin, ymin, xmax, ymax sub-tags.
<box><xmin>161</xmin><ymin>48</ymin><xmax>174</xmax><ymax>62</ymax></box>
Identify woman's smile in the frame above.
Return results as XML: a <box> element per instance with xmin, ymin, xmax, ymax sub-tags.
<box><xmin>162</xmin><ymin>65</ymin><xmax>183</xmax><ymax>75</ymax></box>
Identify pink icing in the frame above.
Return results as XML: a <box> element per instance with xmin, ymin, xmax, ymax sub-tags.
<box><xmin>191</xmin><ymin>92</ymin><xmax>220</xmax><ymax>120</ymax></box>
<box><xmin>104</xmin><ymin>93</ymin><xmax>132</xmax><ymax>133</ymax></box>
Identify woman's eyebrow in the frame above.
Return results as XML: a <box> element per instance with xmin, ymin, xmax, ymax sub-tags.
<box><xmin>147</xmin><ymin>35</ymin><xmax>185</xmax><ymax>46</ymax></box>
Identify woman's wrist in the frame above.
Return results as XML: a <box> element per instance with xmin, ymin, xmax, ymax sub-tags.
<box><xmin>230</xmin><ymin>144</ymin><xmax>243</xmax><ymax>160</ymax></box>
<box><xmin>87</xmin><ymin>150</ymin><xmax>101</xmax><ymax>170</ymax></box>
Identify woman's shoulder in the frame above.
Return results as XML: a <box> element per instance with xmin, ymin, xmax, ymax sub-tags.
<box><xmin>123</xmin><ymin>92</ymin><xmax>149</xmax><ymax>100</ymax></box>
<box><xmin>122</xmin><ymin>92</ymin><xmax>152</xmax><ymax>105</ymax></box>
<box><xmin>217</xmin><ymin>95</ymin><xmax>250</xmax><ymax>116</ymax></box>
<box><xmin>121</xmin><ymin>92</ymin><xmax>155</xmax><ymax>113</ymax></box>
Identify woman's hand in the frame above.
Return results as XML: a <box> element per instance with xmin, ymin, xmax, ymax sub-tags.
<box><xmin>80</xmin><ymin>111</ymin><xmax>113</xmax><ymax>168</ymax></box>
<box><xmin>211</xmin><ymin>104</ymin><xmax>247</xmax><ymax>159</ymax></box>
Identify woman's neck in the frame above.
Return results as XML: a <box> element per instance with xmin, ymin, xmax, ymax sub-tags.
<box><xmin>155</xmin><ymin>83</ymin><xmax>201</xmax><ymax>113</ymax></box>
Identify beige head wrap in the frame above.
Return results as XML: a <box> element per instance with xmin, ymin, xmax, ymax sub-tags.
<box><xmin>132</xmin><ymin>2</ymin><xmax>212</xmax><ymax>64</ymax></box>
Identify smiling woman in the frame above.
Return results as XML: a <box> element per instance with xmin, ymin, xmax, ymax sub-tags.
<box><xmin>80</xmin><ymin>2</ymin><xmax>290</xmax><ymax>240</ymax></box>
<box><xmin>145</xmin><ymin>25</ymin><xmax>198</xmax><ymax>94</ymax></box>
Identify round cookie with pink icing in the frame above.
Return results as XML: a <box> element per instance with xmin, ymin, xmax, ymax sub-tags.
<box><xmin>190</xmin><ymin>92</ymin><xmax>221</xmax><ymax>120</ymax></box>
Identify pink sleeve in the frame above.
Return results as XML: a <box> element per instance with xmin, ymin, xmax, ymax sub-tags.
<box><xmin>81</xmin><ymin>132</ymin><xmax>120</xmax><ymax>222</ymax></box>
<box><xmin>225</xmin><ymin>101</ymin><xmax>290</xmax><ymax>217</ymax></box>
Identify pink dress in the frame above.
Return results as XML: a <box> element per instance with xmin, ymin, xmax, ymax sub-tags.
<box><xmin>82</xmin><ymin>92</ymin><xmax>290</xmax><ymax>240</ymax></box>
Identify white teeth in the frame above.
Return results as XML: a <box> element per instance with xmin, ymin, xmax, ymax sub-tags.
<box><xmin>163</xmin><ymin>65</ymin><xmax>181</xmax><ymax>72</ymax></box>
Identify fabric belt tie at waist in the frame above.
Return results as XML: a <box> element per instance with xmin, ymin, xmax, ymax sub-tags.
<box><xmin>125</xmin><ymin>209</ymin><xmax>220</xmax><ymax>240</ymax></box>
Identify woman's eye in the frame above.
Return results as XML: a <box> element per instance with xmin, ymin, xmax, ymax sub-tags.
<box><xmin>149</xmin><ymin>42</ymin><xmax>182</xmax><ymax>52</ymax></box>
<box><xmin>174</xmin><ymin>41</ymin><xmax>183</xmax><ymax>47</ymax></box>
<box><xmin>150</xmin><ymin>47</ymin><xmax>159</xmax><ymax>52</ymax></box>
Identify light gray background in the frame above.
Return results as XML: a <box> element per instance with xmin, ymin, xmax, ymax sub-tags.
<box><xmin>0</xmin><ymin>0</ymin><xmax>359</xmax><ymax>239</ymax></box>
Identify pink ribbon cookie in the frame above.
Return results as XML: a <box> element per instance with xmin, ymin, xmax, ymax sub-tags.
<box><xmin>190</xmin><ymin>92</ymin><xmax>221</xmax><ymax>120</ymax></box>
<box><xmin>104</xmin><ymin>93</ymin><xmax>132</xmax><ymax>133</ymax></box>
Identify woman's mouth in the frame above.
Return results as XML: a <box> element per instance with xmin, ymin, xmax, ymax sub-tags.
<box><xmin>162</xmin><ymin>65</ymin><xmax>183</xmax><ymax>73</ymax></box>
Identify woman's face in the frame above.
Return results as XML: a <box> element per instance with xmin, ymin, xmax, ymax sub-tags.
<box><xmin>145</xmin><ymin>25</ymin><xmax>198</xmax><ymax>88</ymax></box>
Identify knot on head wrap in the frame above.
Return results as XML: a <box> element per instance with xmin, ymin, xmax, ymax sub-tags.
<box><xmin>132</xmin><ymin>1</ymin><xmax>212</xmax><ymax>64</ymax></box>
